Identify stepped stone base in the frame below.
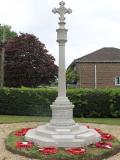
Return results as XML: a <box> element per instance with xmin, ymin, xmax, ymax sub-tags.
<box><xmin>25</xmin><ymin>123</ymin><xmax>100</xmax><ymax>147</ymax></box>
<box><xmin>25</xmin><ymin>97</ymin><xmax>101</xmax><ymax>147</ymax></box>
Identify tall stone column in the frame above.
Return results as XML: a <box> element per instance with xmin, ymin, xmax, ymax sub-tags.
<box><xmin>50</xmin><ymin>1</ymin><xmax>75</xmax><ymax>127</ymax></box>
<box><xmin>58</xmin><ymin>41</ymin><xmax>66</xmax><ymax>97</ymax></box>
<box><xmin>25</xmin><ymin>1</ymin><xmax>101</xmax><ymax>147</ymax></box>
<box><xmin>53</xmin><ymin>1</ymin><xmax>71</xmax><ymax>97</ymax></box>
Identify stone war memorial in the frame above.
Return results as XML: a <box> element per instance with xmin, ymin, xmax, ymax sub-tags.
<box><xmin>25</xmin><ymin>1</ymin><xmax>101</xmax><ymax>147</ymax></box>
<box><xmin>5</xmin><ymin>2</ymin><xmax>120</xmax><ymax>160</ymax></box>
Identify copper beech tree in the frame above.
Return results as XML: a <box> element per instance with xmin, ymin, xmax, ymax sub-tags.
<box><xmin>4</xmin><ymin>33</ymin><xmax>58</xmax><ymax>87</ymax></box>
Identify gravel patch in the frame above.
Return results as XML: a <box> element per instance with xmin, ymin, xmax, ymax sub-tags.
<box><xmin>0</xmin><ymin>122</ymin><xmax>120</xmax><ymax>160</ymax></box>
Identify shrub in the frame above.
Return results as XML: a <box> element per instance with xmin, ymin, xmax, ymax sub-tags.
<box><xmin>0</xmin><ymin>88</ymin><xmax>120</xmax><ymax>117</ymax></box>
<box><xmin>0</xmin><ymin>88</ymin><xmax>57</xmax><ymax>116</ymax></box>
<box><xmin>109</xmin><ymin>89</ymin><xmax>120</xmax><ymax>117</ymax></box>
<box><xmin>68</xmin><ymin>89</ymin><xmax>112</xmax><ymax>118</ymax></box>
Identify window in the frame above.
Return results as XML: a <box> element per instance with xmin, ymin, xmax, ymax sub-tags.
<box><xmin>115</xmin><ymin>77</ymin><xmax>120</xmax><ymax>86</ymax></box>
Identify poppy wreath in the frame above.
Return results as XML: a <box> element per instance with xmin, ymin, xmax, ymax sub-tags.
<box><xmin>94</xmin><ymin>128</ymin><xmax>104</xmax><ymax>134</ymax></box>
<box><xmin>16</xmin><ymin>141</ymin><xmax>33</xmax><ymax>148</ymax></box>
<box><xmin>101</xmin><ymin>133</ymin><xmax>114</xmax><ymax>140</ymax></box>
<box><xmin>94</xmin><ymin>128</ymin><xmax>114</xmax><ymax>140</ymax></box>
<box><xmin>15</xmin><ymin>128</ymin><xmax>32</xmax><ymax>136</ymax></box>
<box><xmin>95</xmin><ymin>141</ymin><xmax>112</xmax><ymax>149</ymax></box>
<box><xmin>39</xmin><ymin>147</ymin><xmax>58</xmax><ymax>155</ymax></box>
<box><xmin>65</xmin><ymin>147</ymin><xmax>86</xmax><ymax>155</ymax></box>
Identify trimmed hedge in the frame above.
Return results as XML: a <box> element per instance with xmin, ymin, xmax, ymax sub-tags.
<box><xmin>0</xmin><ymin>88</ymin><xmax>57</xmax><ymax>116</ymax></box>
<box><xmin>0</xmin><ymin>88</ymin><xmax>120</xmax><ymax>117</ymax></box>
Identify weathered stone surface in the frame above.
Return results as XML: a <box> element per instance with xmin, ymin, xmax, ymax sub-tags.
<box><xmin>25</xmin><ymin>123</ymin><xmax>100</xmax><ymax>147</ymax></box>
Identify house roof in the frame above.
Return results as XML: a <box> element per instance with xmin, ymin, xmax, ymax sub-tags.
<box><xmin>75</xmin><ymin>47</ymin><xmax>120</xmax><ymax>63</ymax></box>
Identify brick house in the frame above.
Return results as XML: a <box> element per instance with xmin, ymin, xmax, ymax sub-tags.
<box><xmin>72</xmin><ymin>47</ymin><xmax>120</xmax><ymax>88</ymax></box>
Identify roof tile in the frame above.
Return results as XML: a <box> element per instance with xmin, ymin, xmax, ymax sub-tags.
<box><xmin>75</xmin><ymin>47</ymin><xmax>120</xmax><ymax>63</ymax></box>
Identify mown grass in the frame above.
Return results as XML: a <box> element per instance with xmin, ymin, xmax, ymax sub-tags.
<box><xmin>0</xmin><ymin>115</ymin><xmax>50</xmax><ymax>123</ymax></box>
<box><xmin>75</xmin><ymin>118</ymin><xmax>120</xmax><ymax>125</ymax></box>
<box><xmin>0</xmin><ymin>115</ymin><xmax>120</xmax><ymax>125</ymax></box>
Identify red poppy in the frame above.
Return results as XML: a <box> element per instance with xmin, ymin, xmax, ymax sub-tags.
<box><xmin>101</xmin><ymin>133</ymin><xmax>113</xmax><ymax>140</ymax></box>
<box><xmin>66</xmin><ymin>147</ymin><xmax>86</xmax><ymax>155</ymax></box>
<box><xmin>94</xmin><ymin>128</ymin><xmax>104</xmax><ymax>134</ymax></box>
<box><xmin>94</xmin><ymin>128</ymin><xmax>114</xmax><ymax>140</ymax></box>
<box><xmin>15</xmin><ymin>128</ymin><xmax>32</xmax><ymax>136</ymax></box>
<box><xmin>95</xmin><ymin>141</ymin><xmax>112</xmax><ymax>149</ymax></box>
<box><xmin>39</xmin><ymin>147</ymin><xmax>58</xmax><ymax>155</ymax></box>
<box><xmin>16</xmin><ymin>141</ymin><xmax>33</xmax><ymax>148</ymax></box>
<box><xmin>15</xmin><ymin>131</ymin><xmax>24</xmax><ymax>137</ymax></box>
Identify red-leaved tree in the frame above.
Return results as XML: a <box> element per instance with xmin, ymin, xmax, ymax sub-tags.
<box><xmin>4</xmin><ymin>33</ymin><xmax>58</xmax><ymax>87</ymax></box>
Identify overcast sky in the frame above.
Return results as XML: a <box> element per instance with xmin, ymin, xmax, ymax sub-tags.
<box><xmin>0</xmin><ymin>0</ymin><xmax>120</xmax><ymax>67</ymax></box>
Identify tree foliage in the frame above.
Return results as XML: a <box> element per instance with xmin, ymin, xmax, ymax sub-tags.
<box><xmin>0</xmin><ymin>24</ymin><xmax>17</xmax><ymax>43</ymax></box>
<box><xmin>66</xmin><ymin>67</ymin><xmax>79</xmax><ymax>84</ymax></box>
<box><xmin>4</xmin><ymin>33</ymin><xmax>58</xmax><ymax>87</ymax></box>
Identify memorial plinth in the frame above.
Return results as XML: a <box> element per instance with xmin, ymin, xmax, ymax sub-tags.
<box><xmin>25</xmin><ymin>1</ymin><xmax>101</xmax><ymax>147</ymax></box>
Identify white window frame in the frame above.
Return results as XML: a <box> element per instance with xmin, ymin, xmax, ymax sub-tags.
<box><xmin>115</xmin><ymin>77</ymin><xmax>120</xmax><ymax>86</ymax></box>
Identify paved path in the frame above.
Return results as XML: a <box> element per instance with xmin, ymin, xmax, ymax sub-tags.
<box><xmin>0</xmin><ymin>122</ymin><xmax>120</xmax><ymax>160</ymax></box>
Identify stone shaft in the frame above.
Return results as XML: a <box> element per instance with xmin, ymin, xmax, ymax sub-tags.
<box><xmin>58</xmin><ymin>35</ymin><xmax>66</xmax><ymax>97</ymax></box>
<box><xmin>51</xmin><ymin>1</ymin><xmax>75</xmax><ymax>126</ymax></box>
<box><xmin>53</xmin><ymin>1</ymin><xmax>72</xmax><ymax>97</ymax></box>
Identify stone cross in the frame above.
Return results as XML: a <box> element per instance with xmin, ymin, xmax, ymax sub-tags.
<box><xmin>52</xmin><ymin>1</ymin><xmax>72</xmax><ymax>23</ymax></box>
<box><xmin>52</xmin><ymin>1</ymin><xmax>72</xmax><ymax>97</ymax></box>
<box><xmin>25</xmin><ymin>1</ymin><xmax>101</xmax><ymax>148</ymax></box>
<box><xmin>49</xmin><ymin>1</ymin><xmax>75</xmax><ymax>127</ymax></box>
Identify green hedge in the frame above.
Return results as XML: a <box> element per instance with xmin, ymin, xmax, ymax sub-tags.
<box><xmin>0</xmin><ymin>88</ymin><xmax>57</xmax><ymax>116</ymax></box>
<box><xmin>68</xmin><ymin>89</ymin><xmax>112</xmax><ymax>118</ymax></box>
<box><xmin>0</xmin><ymin>88</ymin><xmax>120</xmax><ymax>118</ymax></box>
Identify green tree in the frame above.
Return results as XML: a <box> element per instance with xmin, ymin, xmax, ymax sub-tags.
<box><xmin>66</xmin><ymin>67</ymin><xmax>79</xmax><ymax>84</ymax></box>
<box><xmin>0</xmin><ymin>24</ymin><xmax>17</xmax><ymax>43</ymax></box>
<box><xmin>0</xmin><ymin>24</ymin><xmax>17</xmax><ymax>88</ymax></box>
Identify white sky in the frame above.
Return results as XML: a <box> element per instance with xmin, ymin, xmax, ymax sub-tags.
<box><xmin>0</xmin><ymin>0</ymin><xmax>120</xmax><ymax>67</ymax></box>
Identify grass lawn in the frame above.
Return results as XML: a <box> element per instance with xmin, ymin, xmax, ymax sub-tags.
<box><xmin>0</xmin><ymin>115</ymin><xmax>120</xmax><ymax>125</ymax></box>
<box><xmin>75</xmin><ymin>118</ymin><xmax>120</xmax><ymax>125</ymax></box>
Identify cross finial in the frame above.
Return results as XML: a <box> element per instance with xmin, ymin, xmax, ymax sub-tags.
<box><xmin>52</xmin><ymin>1</ymin><xmax>72</xmax><ymax>23</ymax></box>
